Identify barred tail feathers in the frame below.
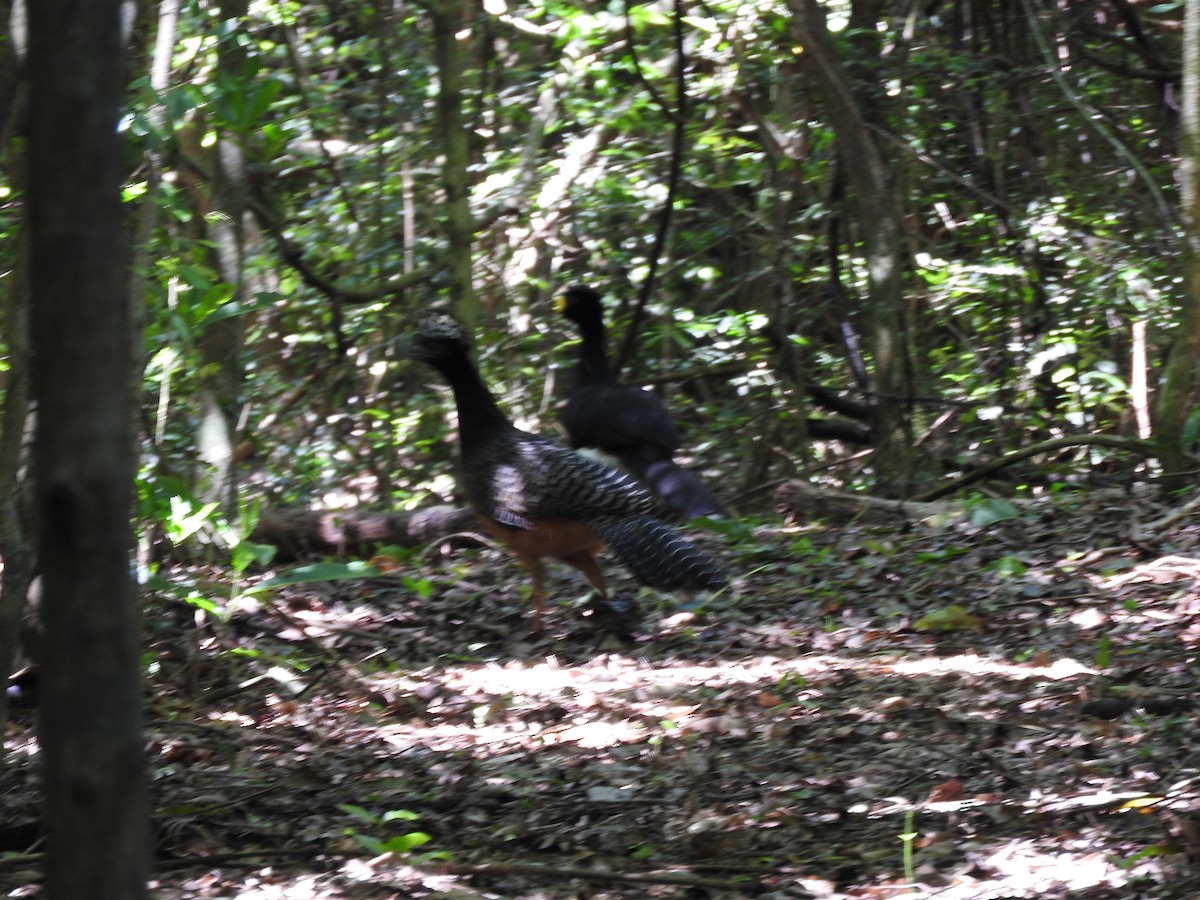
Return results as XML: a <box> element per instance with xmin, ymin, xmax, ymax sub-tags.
<box><xmin>589</xmin><ymin>514</ymin><xmax>726</xmax><ymax>592</ymax></box>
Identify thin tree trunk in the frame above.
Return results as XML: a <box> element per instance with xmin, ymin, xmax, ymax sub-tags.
<box><xmin>130</xmin><ymin>0</ymin><xmax>180</xmax><ymax>576</ymax></box>
<box><xmin>788</xmin><ymin>0</ymin><xmax>916</xmax><ymax>495</ymax></box>
<box><xmin>430</xmin><ymin>0</ymin><xmax>478</xmax><ymax>326</ymax></box>
<box><xmin>1154</xmin><ymin>0</ymin><xmax>1200</xmax><ymax>489</ymax></box>
<box><xmin>0</xmin><ymin>216</ymin><xmax>32</xmax><ymax>755</ymax></box>
<box><xmin>196</xmin><ymin>0</ymin><xmax>250</xmax><ymax>516</ymax></box>
<box><xmin>130</xmin><ymin>0</ymin><xmax>180</xmax><ymax>397</ymax></box>
<box><xmin>0</xmin><ymin>0</ymin><xmax>31</xmax><ymax>753</ymax></box>
<box><xmin>27</xmin><ymin>0</ymin><xmax>149</xmax><ymax>895</ymax></box>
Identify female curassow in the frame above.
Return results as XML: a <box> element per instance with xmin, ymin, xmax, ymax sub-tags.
<box><xmin>556</xmin><ymin>285</ymin><xmax>722</xmax><ymax>520</ymax></box>
<box><xmin>406</xmin><ymin>308</ymin><xmax>727</xmax><ymax>633</ymax></box>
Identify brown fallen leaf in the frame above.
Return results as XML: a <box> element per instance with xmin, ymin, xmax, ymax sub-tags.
<box><xmin>926</xmin><ymin>778</ymin><xmax>965</xmax><ymax>803</ymax></box>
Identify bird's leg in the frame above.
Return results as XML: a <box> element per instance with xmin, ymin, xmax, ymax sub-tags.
<box><xmin>562</xmin><ymin>552</ymin><xmax>641</xmax><ymax>637</ymax></box>
<box><xmin>521</xmin><ymin>556</ymin><xmax>549</xmax><ymax>634</ymax></box>
<box><xmin>560</xmin><ymin>552</ymin><xmax>609</xmax><ymax>603</ymax></box>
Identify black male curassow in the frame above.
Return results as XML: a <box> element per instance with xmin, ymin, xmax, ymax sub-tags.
<box><xmin>555</xmin><ymin>284</ymin><xmax>722</xmax><ymax>520</ymax></box>
<box><xmin>405</xmin><ymin>307</ymin><xmax>727</xmax><ymax>633</ymax></box>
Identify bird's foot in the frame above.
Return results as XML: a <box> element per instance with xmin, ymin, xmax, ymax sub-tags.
<box><xmin>583</xmin><ymin>594</ymin><xmax>643</xmax><ymax>639</ymax></box>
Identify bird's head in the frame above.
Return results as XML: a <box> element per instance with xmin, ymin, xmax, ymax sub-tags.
<box><xmin>402</xmin><ymin>307</ymin><xmax>473</xmax><ymax>366</ymax></box>
<box><xmin>555</xmin><ymin>284</ymin><xmax>603</xmax><ymax>323</ymax></box>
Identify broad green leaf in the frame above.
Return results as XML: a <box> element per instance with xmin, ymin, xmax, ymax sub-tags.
<box><xmin>914</xmin><ymin>605</ymin><xmax>981</xmax><ymax>632</ymax></box>
<box><xmin>244</xmin><ymin>561</ymin><xmax>380</xmax><ymax>594</ymax></box>
<box><xmin>969</xmin><ymin>499</ymin><xmax>1020</xmax><ymax>528</ymax></box>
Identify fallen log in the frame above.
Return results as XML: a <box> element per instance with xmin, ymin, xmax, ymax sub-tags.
<box><xmin>775</xmin><ymin>480</ymin><xmax>963</xmax><ymax>526</ymax></box>
<box><xmin>250</xmin><ymin>504</ymin><xmax>476</xmax><ymax>559</ymax></box>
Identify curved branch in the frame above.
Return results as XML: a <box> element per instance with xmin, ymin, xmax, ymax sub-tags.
<box><xmin>614</xmin><ymin>0</ymin><xmax>687</xmax><ymax>375</ymax></box>
<box><xmin>916</xmin><ymin>434</ymin><xmax>1161</xmax><ymax>502</ymax></box>
<box><xmin>181</xmin><ymin>149</ymin><xmax>426</xmax><ymax>307</ymax></box>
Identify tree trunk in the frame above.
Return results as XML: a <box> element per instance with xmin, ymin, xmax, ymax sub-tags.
<box><xmin>0</xmin><ymin>218</ymin><xmax>32</xmax><ymax>756</ymax></box>
<box><xmin>788</xmin><ymin>0</ymin><xmax>917</xmax><ymax>496</ymax></box>
<box><xmin>1154</xmin><ymin>0</ymin><xmax>1200</xmax><ymax>490</ymax></box>
<box><xmin>430</xmin><ymin>0</ymin><xmax>478</xmax><ymax>326</ymax></box>
<box><xmin>27</xmin><ymin>0</ymin><xmax>149</xmax><ymax>895</ymax></box>
<box><xmin>196</xmin><ymin>0</ymin><xmax>251</xmax><ymax>516</ymax></box>
<box><xmin>0</xmin><ymin>0</ymin><xmax>32</xmax><ymax>753</ymax></box>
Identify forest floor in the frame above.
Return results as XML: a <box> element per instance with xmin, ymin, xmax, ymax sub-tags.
<box><xmin>5</xmin><ymin>487</ymin><xmax>1200</xmax><ymax>898</ymax></box>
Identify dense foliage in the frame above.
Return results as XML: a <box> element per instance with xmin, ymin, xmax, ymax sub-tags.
<box><xmin>0</xmin><ymin>0</ymin><xmax>1192</xmax><ymax>528</ymax></box>
<box><xmin>108</xmin><ymin>5</ymin><xmax>1185</xmax><ymax>513</ymax></box>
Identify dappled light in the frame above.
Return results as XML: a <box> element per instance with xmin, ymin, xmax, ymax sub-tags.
<box><xmin>7</xmin><ymin>491</ymin><xmax>1200</xmax><ymax>896</ymax></box>
<box><xmin>6</xmin><ymin>0</ymin><xmax>1200</xmax><ymax>896</ymax></box>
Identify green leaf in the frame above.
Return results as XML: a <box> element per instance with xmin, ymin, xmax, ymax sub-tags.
<box><xmin>244</xmin><ymin>561</ymin><xmax>380</xmax><ymax>594</ymax></box>
<box><xmin>165</xmin><ymin>83</ymin><xmax>204</xmax><ymax>126</ymax></box>
<box><xmin>200</xmin><ymin>291</ymin><xmax>282</xmax><ymax>327</ymax></box>
<box><xmin>627</xmin><ymin>5</ymin><xmax>671</xmax><ymax>27</ymax></box>
<box><xmin>914</xmin><ymin>605</ymin><xmax>981</xmax><ymax>632</ymax></box>
<box><xmin>231</xmin><ymin>541</ymin><xmax>277</xmax><ymax>575</ymax></box>
<box><xmin>381</xmin><ymin>809</ymin><xmax>421</xmax><ymax>823</ymax></box>
<box><xmin>168</xmin><ymin>497</ymin><xmax>220</xmax><ymax>542</ymax></box>
<box><xmin>243</xmin><ymin>78</ymin><xmax>284</xmax><ymax>128</ymax></box>
<box><xmin>384</xmin><ymin>832</ymin><xmax>431</xmax><ymax>853</ymax></box>
<box><xmin>337</xmin><ymin>804</ymin><xmax>379</xmax><ymax>824</ymax></box>
<box><xmin>177</xmin><ymin>263</ymin><xmax>216</xmax><ymax>292</ymax></box>
<box><xmin>968</xmin><ymin>499</ymin><xmax>1020</xmax><ymax>528</ymax></box>
<box><xmin>349</xmin><ymin>833</ymin><xmax>389</xmax><ymax>855</ymax></box>
<box><xmin>1115</xmin><ymin>842</ymin><xmax>1173</xmax><ymax>868</ymax></box>
<box><xmin>183</xmin><ymin>593</ymin><xmax>222</xmax><ymax>617</ymax></box>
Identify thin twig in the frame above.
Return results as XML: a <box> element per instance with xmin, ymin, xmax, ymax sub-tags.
<box><xmin>440</xmin><ymin>861</ymin><xmax>768</xmax><ymax>892</ymax></box>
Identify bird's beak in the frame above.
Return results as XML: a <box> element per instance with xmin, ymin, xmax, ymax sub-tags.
<box><xmin>553</xmin><ymin>295</ymin><xmax>568</xmax><ymax>313</ymax></box>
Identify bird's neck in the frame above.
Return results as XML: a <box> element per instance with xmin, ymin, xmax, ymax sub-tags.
<box><xmin>574</xmin><ymin>316</ymin><xmax>615</xmax><ymax>386</ymax></box>
<box><xmin>430</xmin><ymin>354</ymin><xmax>513</xmax><ymax>441</ymax></box>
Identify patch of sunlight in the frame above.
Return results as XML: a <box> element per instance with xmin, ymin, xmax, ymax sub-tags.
<box><xmin>549</xmin><ymin>719</ymin><xmax>644</xmax><ymax>748</ymax></box>
<box><xmin>217</xmin><ymin>872</ymin><xmax>326</xmax><ymax>899</ymax></box>
<box><xmin>375</xmin><ymin>651</ymin><xmax>1096</xmax><ymax>754</ymax></box>
<box><xmin>432</xmin><ymin>651</ymin><xmax>1092</xmax><ymax>698</ymax></box>
<box><xmin>382</xmin><ymin>712</ymin><xmax>648</xmax><ymax>753</ymax></box>
<box><xmin>385</xmin><ymin>652</ymin><xmax>1093</xmax><ymax>711</ymax></box>
<box><xmin>886</xmin><ymin>653</ymin><xmax>1093</xmax><ymax>680</ymax></box>
<box><xmin>1097</xmin><ymin>553</ymin><xmax>1200</xmax><ymax>589</ymax></box>
<box><xmin>4</xmin><ymin>732</ymin><xmax>38</xmax><ymax>759</ymax></box>
<box><xmin>901</xmin><ymin>836</ymin><xmax>1166</xmax><ymax>899</ymax></box>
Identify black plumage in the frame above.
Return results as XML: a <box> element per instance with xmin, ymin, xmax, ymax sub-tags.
<box><xmin>407</xmin><ymin>308</ymin><xmax>727</xmax><ymax>632</ymax></box>
<box><xmin>556</xmin><ymin>284</ymin><xmax>722</xmax><ymax>520</ymax></box>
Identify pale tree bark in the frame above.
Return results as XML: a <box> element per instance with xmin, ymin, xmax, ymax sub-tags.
<box><xmin>28</xmin><ymin>0</ymin><xmax>149</xmax><ymax>895</ymax></box>
<box><xmin>1154</xmin><ymin>0</ymin><xmax>1200</xmax><ymax>490</ymax></box>
<box><xmin>788</xmin><ymin>0</ymin><xmax>917</xmax><ymax>495</ymax></box>
<box><xmin>195</xmin><ymin>0</ymin><xmax>250</xmax><ymax>516</ymax></box>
